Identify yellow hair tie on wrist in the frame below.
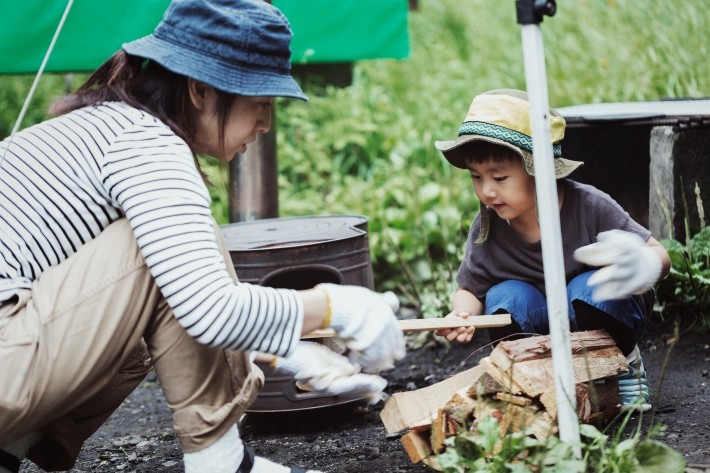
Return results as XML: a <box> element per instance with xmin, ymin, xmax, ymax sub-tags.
<box><xmin>317</xmin><ymin>285</ymin><xmax>332</xmax><ymax>329</ymax></box>
<box><xmin>269</xmin><ymin>356</ymin><xmax>278</xmax><ymax>369</ymax></box>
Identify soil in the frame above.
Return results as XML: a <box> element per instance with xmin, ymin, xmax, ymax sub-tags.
<box><xmin>19</xmin><ymin>313</ymin><xmax>710</xmax><ymax>473</ymax></box>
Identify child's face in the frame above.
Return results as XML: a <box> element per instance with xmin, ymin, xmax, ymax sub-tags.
<box><xmin>468</xmin><ymin>157</ymin><xmax>537</xmax><ymax>223</ymax></box>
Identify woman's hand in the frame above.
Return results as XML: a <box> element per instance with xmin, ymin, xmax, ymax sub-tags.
<box><xmin>435</xmin><ymin>311</ymin><xmax>475</xmax><ymax>344</ymax></box>
<box><xmin>270</xmin><ymin>342</ymin><xmax>387</xmax><ymax>398</ymax></box>
<box><xmin>317</xmin><ymin>284</ymin><xmax>406</xmax><ymax>373</ymax></box>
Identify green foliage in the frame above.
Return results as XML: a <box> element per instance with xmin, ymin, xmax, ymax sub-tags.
<box><xmin>0</xmin><ymin>74</ymin><xmax>86</xmax><ymax>139</ymax></box>
<box><xmin>658</xmin><ymin>226</ymin><xmax>710</xmax><ymax>323</ymax></box>
<box><xmin>436</xmin><ymin>416</ymin><xmax>685</xmax><ymax>473</ymax></box>
<box><xmin>271</xmin><ymin>0</ymin><xmax>710</xmax><ymax>313</ymax></box>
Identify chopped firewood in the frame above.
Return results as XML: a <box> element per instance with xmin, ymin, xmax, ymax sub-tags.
<box><xmin>386</xmin><ymin>330</ymin><xmax>629</xmax><ymax>467</ymax></box>
<box><xmin>540</xmin><ymin>379</ymin><xmax>620</xmax><ymax>424</ymax></box>
<box><xmin>407</xmin><ymin>415</ymin><xmax>434</xmax><ymax>433</ymax></box>
<box><xmin>490</xmin><ymin>329</ymin><xmax>620</xmax><ymax>366</ymax></box>
<box><xmin>430</xmin><ymin>408</ymin><xmax>448</xmax><ymax>453</ymax></box>
<box><xmin>480</xmin><ymin>357</ymin><xmax>524</xmax><ymax>394</ymax></box>
<box><xmin>473</xmin><ymin>397</ymin><xmax>505</xmax><ymax>424</ymax></box>
<box><xmin>499</xmin><ymin>403</ymin><xmax>537</xmax><ymax>436</ymax></box>
<box><xmin>495</xmin><ymin>392</ymin><xmax>533</xmax><ymax>407</ymax></box>
<box><xmin>380</xmin><ymin>365</ymin><xmax>485</xmax><ymax>435</ymax></box>
<box><xmin>443</xmin><ymin>389</ymin><xmax>477</xmax><ymax>424</ymax></box>
<box><xmin>467</xmin><ymin>371</ymin><xmax>505</xmax><ymax>397</ymax></box>
<box><xmin>487</xmin><ymin>331</ymin><xmax>627</xmax><ymax>398</ymax></box>
<box><xmin>446</xmin><ymin>417</ymin><xmax>459</xmax><ymax>436</ymax></box>
<box><xmin>529</xmin><ymin>411</ymin><xmax>557</xmax><ymax>440</ymax></box>
<box><xmin>401</xmin><ymin>430</ymin><xmax>433</xmax><ymax>463</ymax></box>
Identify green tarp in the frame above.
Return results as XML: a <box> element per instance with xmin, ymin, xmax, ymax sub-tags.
<box><xmin>0</xmin><ymin>0</ymin><xmax>409</xmax><ymax>74</ymax></box>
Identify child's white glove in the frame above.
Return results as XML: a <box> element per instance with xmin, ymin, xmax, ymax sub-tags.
<box><xmin>573</xmin><ymin>230</ymin><xmax>663</xmax><ymax>301</ymax></box>
<box><xmin>318</xmin><ymin>283</ymin><xmax>406</xmax><ymax>373</ymax></box>
<box><xmin>271</xmin><ymin>341</ymin><xmax>387</xmax><ymax>398</ymax></box>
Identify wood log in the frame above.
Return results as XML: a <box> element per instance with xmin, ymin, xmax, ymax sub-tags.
<box><xmin>430</xmin><ymin>408</ymin><xmax>448</xmax><ymax>453</ymax></box>
<box><xmin>540</xmin><ymin>379</ymin><xmax>620</xmax><ymax>424</ymax></box>
<box><xmin>487</xmin><ymin>331</ymin><xmax>627</xmax><ymax>398</ymax></box>
<box><xmin>408</xmin><ymin>416</ymin><xmax>435</xmax><ymax>433</ymax></box>
<box><xmin>401</xmin><ymin>430</ymin><xmax>432</xmax><ymax>463</ymax></box>
<box><xmin>443</xmin><ymin>389</ymin><xmax>477</xmax><ymax>424</ymax></box>
<box><xmin>529</xmin><ymin>411</ymin><xmax>557</xmax><ymax>440</ymax></box>
<box><xmin>473</xmin><ymin>397</ymin><xmax>505</xmax><ymax>425</ymax></box>
<box><xmin>480</xmin><ymin>357</ymin><xmax>524</xmax><ymax>394</ymax></box>
<box><xmin>467</xmin><ymin>371</ymin><xmax>505</xmax><ymax>397</ymax></box>
<box><xmin>490</xmin><ymin>329</ymin><xmax>619</xmax><ymax>365</ymax></box>
<box><xmin>495</xmin><ymin>392</ymin><xmax>533</xmax><ymax>407</ymax></box>
<box><xmin>499</xmin><ymin>403</ymin><xmax>537</xmax><ymax>437</ymax></box>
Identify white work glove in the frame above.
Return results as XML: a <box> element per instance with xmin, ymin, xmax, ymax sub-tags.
<box><xmin>573</xmin><ymin>230</ymin><xmax>663</xmax><ymax>301</ymax></box>
<box><xmin>271</xmin><ymin>341</ymin><xmax>387</xmax><ymax>399</ymax></box>
<box><xmin>318</xmin><ymin>283</ymin><xmax>406</xmax><ymax>373</ymax></box>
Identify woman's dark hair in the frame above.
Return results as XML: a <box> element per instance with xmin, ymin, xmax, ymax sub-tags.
<box><xmin>50</xmin><ymin>50</ymin><xmax>236</xmax><ymax>157</ymax></box>
<box><xmin>462</xmin><ymin>141</ymin><xmax>521</xmax><ymax>168</ymax></box>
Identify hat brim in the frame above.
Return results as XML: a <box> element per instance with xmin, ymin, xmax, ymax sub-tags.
<box><xmin>123</xmin><ymin>36</ymin><xmax>308</xmax><ymax>101</ymax></box>
<box><xmin>435</xmin><ymin>134</ymin><xmax>582</xmax><ymax>178</ymax></box>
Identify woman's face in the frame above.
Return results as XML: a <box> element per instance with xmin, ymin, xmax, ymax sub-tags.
<box><xmin>192</xmin><ymin>83</ymin><xmax>273</xmax><ymax>162</ymax></box>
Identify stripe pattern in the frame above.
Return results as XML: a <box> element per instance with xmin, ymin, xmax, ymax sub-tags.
<box><xmin>0</xmin><ymin>102</ymin><xmax>302</xmax><ymax>356</ymax></box>
<box><xmin>458</xmin><ymin>121</ymin><xmax>562</xmax><ymax>157</ymax></box>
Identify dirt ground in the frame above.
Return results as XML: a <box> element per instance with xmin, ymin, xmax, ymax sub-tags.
<box><xmin>19</xmin><ymin>312</ymin><xmax>710</xmax><ymax>473</ymax></box>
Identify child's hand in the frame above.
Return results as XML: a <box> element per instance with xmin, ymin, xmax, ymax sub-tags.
<box><xmin>435</xmin><ymin>311</ymin><xmax>476</xmax><ymax>344</ymax></box>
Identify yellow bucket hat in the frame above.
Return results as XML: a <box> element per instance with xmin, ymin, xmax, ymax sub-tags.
<box><xmin>435</xmin><ymin>89</ymin><xmax>582</xmax><ymax>178</ymax></box>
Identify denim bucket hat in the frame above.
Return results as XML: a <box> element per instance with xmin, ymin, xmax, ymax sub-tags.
<box><xmin>435</xmin><ymin>89</ymin><xmax>581</xmax><ymax>177</ymax></box>
<box><xmin>123</xmin><ymin>0</ymin><xmax>307</xmax><ymax>101</ymax></box>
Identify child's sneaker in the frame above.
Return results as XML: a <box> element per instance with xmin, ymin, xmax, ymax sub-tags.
<box><xmin>616</xmin><ymin>346</ymin><xmax>651</xmax><ymax>412</ymax></box>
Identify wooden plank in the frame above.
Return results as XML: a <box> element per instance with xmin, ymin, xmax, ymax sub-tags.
<box><xmin>380</xmin><ymin>365</ymin><xmax>485</xmax><ymax>434</ymax></box>
<box><xmin>302</xmin><ymin>313</ymin><xmax>511</xmax><ymax>339</ymax></box>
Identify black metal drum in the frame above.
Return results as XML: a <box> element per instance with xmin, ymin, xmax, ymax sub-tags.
<box><xmin>220</xmin><ymin>215</ymin><xmax>375</xmax><ymax>412</ymax></box>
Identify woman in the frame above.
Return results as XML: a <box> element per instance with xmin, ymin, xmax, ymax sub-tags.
<box><xmin>0</xmin><ymin>1</ymin><xmax>405</xmax><ymax>472</ymax></box>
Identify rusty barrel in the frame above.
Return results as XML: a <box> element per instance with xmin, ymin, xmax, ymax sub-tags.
<box><xmin>220</xmin><ymin>214</ymin><xmax>375</xmax><ymax>412</ymax></box>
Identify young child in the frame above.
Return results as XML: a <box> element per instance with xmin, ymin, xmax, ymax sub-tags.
<box><xmin>434</xmin><ymin>89</ymin><xmax>671</xmax><ymax>411</ymax></box>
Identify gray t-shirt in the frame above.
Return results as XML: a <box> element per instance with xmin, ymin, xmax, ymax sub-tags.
<box><xmin>456</xmin><ymin>179</ymin><xmax>651</xmax><ymax>299</ymax></box>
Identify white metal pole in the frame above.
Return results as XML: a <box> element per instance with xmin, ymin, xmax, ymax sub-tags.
<box><xmin>520</xmin><ymin>24</ymin><xmax>581</xmax><ymax>450</ymax></box>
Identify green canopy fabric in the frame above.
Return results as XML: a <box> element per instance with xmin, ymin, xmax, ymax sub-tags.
<box><xmin>0</xmin><ymin>0</ymin><xmax>409</xmax><ymax>75</ymax></box>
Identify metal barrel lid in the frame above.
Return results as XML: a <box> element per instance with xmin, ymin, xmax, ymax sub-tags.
<box><xmin>559</xmin><ymin>98</ymin><xmax>710</xmax><ymax>126</ymax></box>
<box><xmin>221</xmin><ymin>214</ymin><xmax>368</xmax><ymax>251</ymax></box>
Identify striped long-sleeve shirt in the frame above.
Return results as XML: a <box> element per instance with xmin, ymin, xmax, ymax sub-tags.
<box><xmin>0</xmin><ymin>102</ymin><xmax>302</xmax><ymax>356</ymax></box>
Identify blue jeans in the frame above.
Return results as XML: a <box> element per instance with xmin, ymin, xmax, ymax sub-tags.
<box><xmin>484</xmin><ymin>271</ymin><xmax>649</xmax><ymax>337</ymax></box>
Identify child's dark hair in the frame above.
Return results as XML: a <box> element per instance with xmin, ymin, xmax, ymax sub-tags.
<box><xmin>462</xmin><ymin>141</ymin><xmax>521</xmax><ymax>169</ymax></box>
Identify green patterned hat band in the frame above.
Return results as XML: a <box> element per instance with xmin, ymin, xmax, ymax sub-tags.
<box><xmin>458</xmin><ymin>121</ymin><xmax>562</xmax><ymax>158</ymax></box>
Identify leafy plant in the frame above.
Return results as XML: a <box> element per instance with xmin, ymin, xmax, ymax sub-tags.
<box><xmin>436</xmin><ymin>416</ymin><xmax>685</xmax><ymax>473</ymax></box>
<box><xmin>658</xmin><ymin>226</ymin><xmax>710</xmax><ymax>324</ymax></box>
<box><xmin>657</xmin><ymin>183</ymin><xmax>710</xmax><ymax>328</ymax></box>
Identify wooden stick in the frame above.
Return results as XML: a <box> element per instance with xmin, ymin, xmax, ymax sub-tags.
<box><xmin>302</xmin><ymin>313</ymin><xmax>511</xmax><ymax>339</ymax></box>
